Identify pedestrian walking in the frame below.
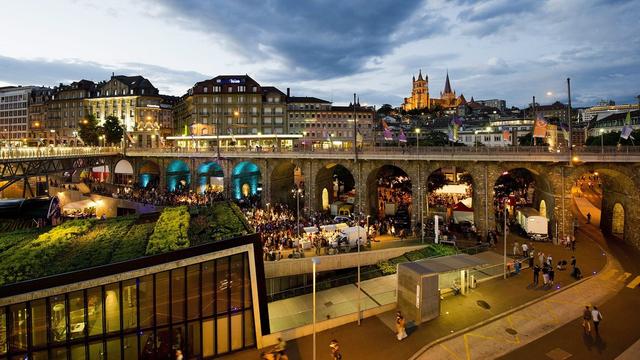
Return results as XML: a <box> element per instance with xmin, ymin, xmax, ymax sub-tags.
<box><xmin>549</xmin><ymin>266</ymin><xmax>555</xmax><ymax>285</ymax></box>
<box><xmin>515</xmin><ymin>259</ymin><xmax>521</xmax><ymax>275</ymax></box>
<box><xmin>546</xmin><ymin>254</ymin><xmax>553</xmax><ymax>267</ymax></box>
<box><xmin>330</xmin><ymin>339</ymin><xmax>342</xmax><ymax>360</ymax></box>
<box><xmin>570</xmin><ymin>256</ymin><xmax>576</xmax><ymax>269</ymax></box>
<box><xmin>538</xmin><ymin>252</ymin><xmax>545</xmax><ymax>267</ymax></box>
<box><xmin>582</xmin><ymin>306</ymin><xmax>592</xmax><ymax>334</ymax></box>
<box><xmin>542</xmin><ymin>265</ymin><xmax>550</xmax><ymax>286</ymax></box>
<box><xmin>571</xmin><ymin>237</ymin><xmax>576</xmax><ymax>252</ymax></box>
<box><xmin>529</xmin><ymin>250</ymin><xmax>534</xmax><ymax>268</ymax></box>
<box><xmin>533</xmin><ymin>264</ymin><xmax>540</xmax><ymax>285</ymax></box>
<box><xmin>522</xmin><ymin>243</ymin><xmax>529</xmax><ymax>258</ymax></box>
<box><xmin>396</xmin><ymin>311</ymin><xmax>408</xmax><ymax>340</ymax></box>
<box><xmin>586</xmin><ymin>212</ymin><xmax>591</xmax><ymax>224</ymax></box>
<box><xmin>591</xmin><ymin>306</ymin><xmax>603</xmax><ymax>335</ymax></box>
<box><xmin>513</xmin><ymin>241</ymin><xmax>519</xmax><ymax>256</ymax></box>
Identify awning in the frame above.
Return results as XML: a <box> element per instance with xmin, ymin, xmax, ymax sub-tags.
<box><xmin>63</xmin><ymin>199</ymin><xmax>96</xmax><ymax>211</ymax></box>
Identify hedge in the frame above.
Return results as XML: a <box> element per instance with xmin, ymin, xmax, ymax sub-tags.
<box><xmin>146</xmin><ymin>206</ymin><xmax>190</xmax><ymax>255</ymax></box>
<box><xmin>111</xmin><ymin>222</ymin><xmax>155</xmax><ymax>263</ymax></box>
<box><xmin>0</xmin><ymin>218</ymin><xmax>96</xmax><ymax>286</ymax></box>
<box><xmin>49</xmin><ymin>216</ymin><xmax>138</xmax><ymax>275</ymax></box>
<box><xmin>375</xmin><ymin>244</ymin><xmax>459</xmax><ymax>275</ymax></box>
<box><xmin>189</xmin><ymin>202</ymin><xmax>249</xmax><ymax>245</ymax></box>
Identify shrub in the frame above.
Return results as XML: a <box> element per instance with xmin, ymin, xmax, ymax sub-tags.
<box><xmin>112</xmin><ymin>222</ymin><xmax>155</xmax><ymax>262</ymax></box>
<box><xmin>0</xmin><ymin>218</ymin><xmax>96</xmax><ymax>286</ymax></box>
<box><xmin>146</xmin><ymin>206</ymin><xmax>190</xmax><ymax>255</ymax></box>
<box><xmin>188</xmin><ymin>202</ymin><xmax>249</xmax><ymax>246</ymax></box>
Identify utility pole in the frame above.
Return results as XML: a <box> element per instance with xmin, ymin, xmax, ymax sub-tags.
<box><xmin>353</xmin><ymin>93</ymin><xmax>358</xmax><ymax>161</ymax></box>
<box><xmin>567</xmin><ymin>78</ymin><xmax>572</xmax><ymax>153</ymax></box>
<box><xmin>533</xmin><ymin>95</ymin><xmax>537</xmax><ymax>146</ymax></box>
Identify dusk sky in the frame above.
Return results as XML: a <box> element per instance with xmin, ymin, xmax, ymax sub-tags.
<box><xmin>1</xmin><ymin>0</ymin><xmax>638</xmax><ymax>108</ymax></box>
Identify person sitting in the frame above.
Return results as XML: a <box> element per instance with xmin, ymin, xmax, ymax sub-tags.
<box><xmin>451</xmin><ymin>279</ymin><xmax>461</xmax><ymax>295</ymax></box>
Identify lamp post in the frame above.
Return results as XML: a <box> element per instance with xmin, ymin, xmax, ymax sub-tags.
<box><xmin>302</xmin><ymin>131</ymin><xmax>308</xmax><ymax>151</ymax></box>
<box><xmin>50</xmin><ymin>129</ymin><xmax>56</xmax><ymax>147</ymax></box>
<box><xmin>312</xmin><ymin>257</ymin><xmax>320</xmax><ymax>360</ymax></box>
<box><xmin>600</xmin><ymin>129</ymin><xmax>604</xmax><ymax>153</ymax></box>
<box><xmin>503</xmin><ymin>203</ymin><xmax>508</xmax><ymax>279</ymax></box>
<box><xmin>474</xmin><ymin>130</ymin><xmax>479</xmax><ymax>150</ymax></box>
<box><xmin>292</xmin><ymin>186</ymin><xmax>303</xmax><ymax>238</ymax></box>
<box><xmin>415</xmin><ymin>128</ymin><xmax>420</xmax><ymax>153</ymax></box>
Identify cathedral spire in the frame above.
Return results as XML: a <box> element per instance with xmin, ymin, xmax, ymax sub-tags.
<box><xmin>444</xmin><ymin>70</ymin><xmax>452</xmax><ymax>94</ymax></box>
<box><xmin>417</xmin><ymin>69</ymin><xmax>424</xmax><ymax>81</ymax></box>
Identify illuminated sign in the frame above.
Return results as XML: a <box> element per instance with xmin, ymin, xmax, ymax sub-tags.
<box><xmin>215</xmin><ymin>78</ymin><xmax>244</xmax><ymax>85</ymax></box>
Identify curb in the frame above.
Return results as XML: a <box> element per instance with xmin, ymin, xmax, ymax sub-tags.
<box><xmin>408</xmin><ymin>274</ymin><xmax>595</xmax><ymax>360</ymax></box>
<box><xmin>409</xmin><ymin>242</ymin><xmax>612</xmax><ymax>360</ymax></box>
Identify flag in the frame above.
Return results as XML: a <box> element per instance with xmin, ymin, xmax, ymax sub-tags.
<box><xmin>383</xmin><ymin>127</ymin><xmax>393</xmax><ymax>141</ymax></box>
<box><xmin>450</xmin><ymin>117</ymin><xmax>462</xmax><ymax>141</ymax></box>
<box><xmin>448</xmin><ymin>125</ymin><xmax>455</xmax><ymax>142</ymax></box>
<box><xmin>183</xmin><ymin>125</ymin><xmax>188</xmax><ymax>136</ymax></box>
<box><xmin>625</xmin><ymin>111</ymin><xmax>632</xmax><ymax>125</ymax></box>
<box><xmin>502</xmin><ymin>129</ymin><xmax>510</xmax><ymax>142</ymax></box>
<box><xmin>533</xmin><ymin>114</ymin><xmax>547</xmax><ymax>138</ymax></box>
<box><xmin>398</xmin><ymin>130</ymin><xmax>407</xmax><ymax>143</ymax></box>
<box><xmin>621</xmin><ymin>125</ymin><xmax>633</xmax><ymax>140</ymax></box>
<box><xmin>356</xmin><ymin>130</ymin><xmax>363</xmax><ymax>144</ymax></box>
<box><xmin>382</xmin><ymin>119</ymin><xmax>389</xmax><ymax>129</ymax></box>
<box><xmin>559</xmin><ymin>123</ymin><xmax>570</xmax><ymax>141</ymax></box>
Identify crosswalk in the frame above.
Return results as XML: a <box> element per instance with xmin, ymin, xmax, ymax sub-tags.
<box><xmin>626</xmin><ymin>275</ymin><xmax>640</xmax><ymax>289</ymax></box>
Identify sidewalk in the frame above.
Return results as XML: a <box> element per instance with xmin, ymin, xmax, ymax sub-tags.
<box><xmin>411</xmin><ymin>223</ymin><xmax>628</xmax><ymax>360</ymax></box>
<box><xmin>221</xmin><ymin>229</ymin><xmax>606</xmax><ymax>360</ymax></box>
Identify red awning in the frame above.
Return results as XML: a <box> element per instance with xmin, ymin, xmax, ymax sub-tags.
<box><xmin>452</xmin><ymin>202</ymin><xmax>473</xmax><ymax>212</ymax></box>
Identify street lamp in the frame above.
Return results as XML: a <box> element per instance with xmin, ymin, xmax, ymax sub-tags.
<box><xmin>599</xmin><ymin>129</ymin><xmax>605</xmax><ymax>153</ymax></box>
<box><xmin>291</xmin><ymin>186</ymin><xmax>304</xmax><ymax>237</ymax></box>
<box><xmin>415</xmin><ymin>128</ymin><xmax>421</xmax><ymax>153</ymax></box>
<box><xmin>474</xmin><ymin>130</ymin><xmax>480</xmax><ymax>150</ymax></box>
<box><xmin>50</xmin><ymin>129</ymin><xmax>56</xmax><ymax>147</ymax></box>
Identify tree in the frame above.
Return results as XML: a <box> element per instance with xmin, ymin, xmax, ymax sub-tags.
<box><xmin>428</xmin><ymin>171</ymin><xmax>448</xmax><ymax>192</ymax></box>
<box><xmin>518</xmin><ymin>132</ymin><xmax>547</xmax><ymax>146</ymax></box>
<box><xmin>377</xmin><ymin>104</ymin><xmax>394</xmax><ymax>116</ymax></box>
<box><xmin>585</xmin><ymin>130</ymin><xmax>640</xmax><ymax>146</ymax></box>
<box><xmin>103</xmin><ymin>115</ymin><xmax>124</xmax><ymax>145</ymax></box>
<box><xmin>79</xmin><ymin>114</ymin><xmax>99</xmax><ymax>146</ymax></box>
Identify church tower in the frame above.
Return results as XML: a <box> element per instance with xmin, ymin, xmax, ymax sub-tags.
<box><xmin>404</xmin><ymin>69</ymin><xmax>430</xmax><ymax>110</ymax></box>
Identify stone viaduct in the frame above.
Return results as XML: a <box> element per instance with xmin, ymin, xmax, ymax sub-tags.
<box><xmin>87</xmin><ymin>148</ymin><xmax>640</xmax><ymax>250</ymax></box>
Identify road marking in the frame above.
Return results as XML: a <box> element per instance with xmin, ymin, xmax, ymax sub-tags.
<box><xmin>439</xmin><ymin>343</ymin><xmax>462</xmax><ymax>360</ymax></box>
<box><xmin>617</xmin><ymin>272</ymin><xmax>632</xmax><ymax>283</ymax></box>
<box><xmin>600</xmin><ymin>269</ymin><xmax>618</xmax><ymax>280</ymax></box>
<box><xmin>627</xmin><ymin>275</ymin><xmax>640</xmax><ymax>289</ymax></box>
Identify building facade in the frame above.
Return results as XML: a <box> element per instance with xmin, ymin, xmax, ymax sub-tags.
<box><xmin>402</xmin><ymin>70</ymin><xmax>466</xmax><ymax>111</ymax></box>
<box><xmin>476</xmin><ymin>99</ymin><xmax>506</xmax><ymax>113</ymax></box>
<box><xmin>27</xmin><ymin>88</ymin><xmax>53</xmax><ymax>146</ymax></box>
<box><xmin>287</xmin><ymin>96</ymin><xmax>375</xmax><ymax>149</ymax></box>
<box><xmin>0</xmin><ymin>234</ymin><xmax>269</xmax><ymax>359</ymax></box>
<box><xmin>45</xmin><ymin>75</ymin><xmax>172</xmax><ymax>147</ymax></box>
<box><xmin>0</xmin><ymin>86</ymin><xmax>39</xmax><ymax>145</ymax></box>
<box><xmin>175</xmin><ymin>75</ymin><xmax>288</xmax><ymax>144</ymax></box>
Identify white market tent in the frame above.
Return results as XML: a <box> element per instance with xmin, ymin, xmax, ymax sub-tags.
<box><xmin>62</xmin><ymin>199</ymin><xmax>97</xmax><ymax>211</ymax></box>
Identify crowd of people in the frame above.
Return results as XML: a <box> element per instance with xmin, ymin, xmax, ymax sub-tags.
<box><xmin>113</xmin><ymin>186</ymin><xmax>225</xmax><ymax>206</ymax></box>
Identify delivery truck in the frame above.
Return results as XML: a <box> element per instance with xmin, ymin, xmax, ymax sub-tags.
<box><xmin>328</xmin><ymin>226</ymin><xmax>367</xmax><ymax>250</ymax></box>
<box><xmin>516</xmin><ymin>207</ymin><xmax>549</xmax><ymax>241</ymax></box>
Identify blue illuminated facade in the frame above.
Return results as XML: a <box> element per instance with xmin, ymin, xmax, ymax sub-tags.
<box><xmin>231</xmin><ymin>162</ymin><xmax>261</xmax><ymax>201</ymax></box>
<box><xmin>166</xmin><ymin>160</ymin><xmax>191</xmax><ymax>192</ymax></box>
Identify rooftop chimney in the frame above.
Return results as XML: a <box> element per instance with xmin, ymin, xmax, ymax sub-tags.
<box><xmin>286</xmin><ymin>88</ymin><xmax>290</xmax><ymax>98</ymax></box>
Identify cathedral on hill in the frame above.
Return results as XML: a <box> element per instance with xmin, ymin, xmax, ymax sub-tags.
<box><xmin>402</xmin><ymin>70</ymin><xmax>466</xmax><ymax>111</ymax></box>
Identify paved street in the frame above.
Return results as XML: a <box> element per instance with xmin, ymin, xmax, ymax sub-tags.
<box><xmin>497</xmin><ymin>224</ymin><xmax>640</xmax><ymax>360</ymax></box>
<box><xmin>220</xmin><ymin>225</ymin><xmax>607</xmax><ymax>360</ymax></box>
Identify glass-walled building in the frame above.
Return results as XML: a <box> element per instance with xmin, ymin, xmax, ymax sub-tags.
<box><xmin>0</xmin><ymin>235</ymin><xmax>268</xmax><ymax>359</ymax></box>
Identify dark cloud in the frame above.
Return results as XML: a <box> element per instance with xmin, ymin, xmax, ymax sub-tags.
<box><xmin>0</xmin><ymin>56</ymin><xmax>209</xmax><ymax>95</ymax></box>
<box><xmin>151</xmin><ymin>0</ymin><xmax>446</xmax><ymax>79</ymax></box>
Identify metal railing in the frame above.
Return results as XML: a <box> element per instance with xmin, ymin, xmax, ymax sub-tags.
<box><xmin>4</xmin><ymin>144</ymin><xmax>640</xmax><ymax>161</ymax></box>
<box><xmin>0</xmin><ymin>146</ymin><xmax>120</xmax><ymax>160</ymax></box>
